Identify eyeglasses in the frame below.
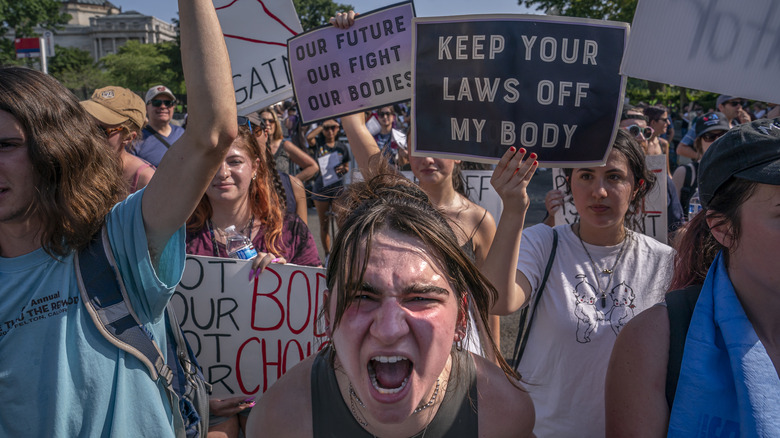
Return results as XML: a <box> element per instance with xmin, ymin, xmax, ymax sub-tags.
<box><xmin>377</xmin><ymin>111</ymin><xmax>394</xmax><ymax>118</ymax></box>
<box><xmin>150</xmin><ymin>99</ymin><xmax>175</xmax><ymax>108</ymax></box>
<box><xmin>237</xmin><ymin>115</ymin><xmax>254</xmax><ymax>133</ymax></box>
<box><xmin>323</xmin><ymin>125</ymin><xmax>340</xmax><ymax>131</ymax></box>
<box><xmin>626</xmin><ymin>124</ymin><xmax>654</xmax><ymax>140</ymax></box>
<box><xmin>102</xmin><ymin>126</ymin><xmax>125</xmax><ymax>137</ymax></box>
<box><xmin>700</xmin><ymin>131</ymin><xmax>726</xmax><ymax>142</ymax></box>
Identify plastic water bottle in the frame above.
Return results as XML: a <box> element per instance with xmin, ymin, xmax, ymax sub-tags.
<box><xmin>688</xmin><ymin>189</ymin><xmax>702</xmax><ymax>221</ymax></box>
<box><xmin>224</xmin><ymin>225</ymin><xmax>258</xmax><ymax>260</ymax></box>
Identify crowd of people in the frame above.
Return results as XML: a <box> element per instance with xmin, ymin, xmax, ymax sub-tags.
<box><xmin>1</xmin><ymin>4</ymin><xmax>779</xmax><ymax>438</ymax></box>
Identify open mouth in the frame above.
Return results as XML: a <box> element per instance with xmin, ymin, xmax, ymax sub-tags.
<box><xmin>368</xmin><ymin>355</ymin><xmax>412</xmax><ymax>394</ymax></box>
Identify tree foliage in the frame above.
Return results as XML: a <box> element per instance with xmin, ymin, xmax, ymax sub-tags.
<box><xmin>48</xmin><ymin>45</ymin><xmax>110</xmax><ymax>99</ymax></box>
<box><xmin>293</xmin><ymin>0</ymin><xmax>355</xmax><ymax>31</ymax></box>
<box><xmin>521</xmin><ymin>0</ymin><xmax>637</xmax><ymax>23</ymax></box>
<box><xmin>100</xmin><ymin>40</ymin><xmax>177</xmax><ymax>92</ymax></box>
<box><xmin>0</xmin><ymin>0</ymin><xmax>71</xmax><ymax>64</ymax></box>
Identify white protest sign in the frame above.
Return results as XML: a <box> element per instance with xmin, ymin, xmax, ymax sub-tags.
<box><xmin>214</xmin><ymin>0</ymin><xmax>303</xmax><ymax>116</ymax></box>
<box><xmin>287</xmin><ymin>2</ymin><xmax>415</xmax><ymax>124</ymax></box>
<box><xmin>552</xmin><ymin>154</ymin><xmax>668</xmax><ymax>243</ymax></box>
<box><xmin>401</xmin><ymin>170</ymin><xmax>504</xmax><ymax>225</ymax></box>
<box><xmin>621</xmin><ymin>0</ymin><xmax>780</xmax><ymax>104</ymax></box>
<box><xmin>171</xmin><ymin>256</ymin><xmax>327</xmax><ymax>398</ymax></box>
<box><xmin>318</xmin><ymin>153</ymin><xmax>342</xmax><ymax>187</ymax></box>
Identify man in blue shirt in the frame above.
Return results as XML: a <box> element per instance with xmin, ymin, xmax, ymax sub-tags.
<box><xmin>134</xmin><ymin>85</ymin><xmax>185</xmax><ymax>166</ymax></box>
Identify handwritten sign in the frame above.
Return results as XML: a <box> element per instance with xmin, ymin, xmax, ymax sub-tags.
<box><xmin>171</xmin><ymin>256</ymin><xmax>327</xmax><ymax>398</ymax></box>
<box><xmin>621</xmin><ymin>0</ymin><xmax>780</xmax><ymax>104</ymax></box>
<box><xmin>552</xmin><ymin>154</ymin><xmax>669</xmax><ymax>243</ymax></box>
<box><xmin>214</xmin><ymin>0</ymin><xmax>303</xmax><ymax>116</ymax></box>
<box><xmin>287</xmin><ymin>2</ymin><xmax>415</xmax><ymax>124</ymax></box>
<box><xmin>401</xmin><ymin>170</ymin><xmax>504</xmax><ymax>224</ymax></box>
<box><xmin>411</xmin><ymin>15</ymin><xmax>628</xmax><ymax>167</ymax></box>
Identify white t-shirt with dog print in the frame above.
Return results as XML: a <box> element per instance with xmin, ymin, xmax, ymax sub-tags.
<box><xmin>515</xmin><ymin>223</ymin><xmax>673</xmax><ymax>438</ymax></box>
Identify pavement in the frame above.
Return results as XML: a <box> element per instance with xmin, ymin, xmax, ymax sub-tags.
<box><xmin>305</xmin><ymin>169</ymin><xmax>554</xmax><ymax>361</ymax></box>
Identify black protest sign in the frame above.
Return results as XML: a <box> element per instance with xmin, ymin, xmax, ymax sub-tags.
<box><xmin>412</xmin><ymin>15</ymin><xmax>628</xmax><ymax>166</ymax></box>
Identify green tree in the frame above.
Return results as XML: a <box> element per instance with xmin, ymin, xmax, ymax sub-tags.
<box><xmin>100</xmin><ymin>40</ymin><xmax>175</xmax><ymax>92</ymax></box>
<box><xmin>48</xmin><ymin>45</ymin><xmax>110</xmax><ymax>99</ymax></box>
<box><xmin>0</xmin><ymin>0</ymin><xmax>71</xmax><ymax>64</ymax></box>
<box><xmin>293</xmin><ymin>0</ymin><xmax>355</xmax><ymax>31</ymax></box>
<box><xmin>521</xmin><ymin>0</ymin><xmax>637</xmax><ymax>23</ymax></box>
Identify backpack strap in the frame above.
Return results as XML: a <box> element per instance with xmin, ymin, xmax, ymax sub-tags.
<box><xmin>75</xmin><ymin>227</ymin><xmax>174</xmax><ymax>387</ymax></box>
<box><xmin>511</xmin><ymin>228</ymin><xmax>558</xmax><ymax>368</ymax></box>
<box><xmin>664</xmin><ymin>284</ymin><xmax>703</xmax><ymax>410</ymax></box>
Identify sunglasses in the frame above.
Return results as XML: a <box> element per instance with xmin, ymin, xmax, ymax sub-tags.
<box><xmin>724</xmin><ymin>100</ymin><xmax>745</xmax><ymax>107</ymax></box>
<box><xmin>237</xmin><ymin>115</ymin><xmax>255</xmax><ymax>133</ymax></box>
<box><xmin>150</xmin><ymin>99</ymin><xmax>175</xmax><ymax>108</ymax></box>
<box><xmin>626</xmin><ymin>124</ymin><xmax>654</xmax><ymax>140</ymax></box>
<box><xmin>323</xmin><ymin>125</ymin><xmax>340</xmax><ymax>131</ymax></box>
<box><xmin>102</xmin><ymin>126</ymin><xmax>125</xmax><ymax>137</ymax></box>
<box><xmin>700</xmin><ymin>131</ymin><xmax>726</xmax><ymax>142</ymax></box>
<box><xmin>377</xmin><ymin>111</ymin><xmax>394</xmax><ymax>118</ymax></box>
<box><xmin>261</xmin><ymin>117</ymin><xmax>275</xmax><ymax>125</ymax></box>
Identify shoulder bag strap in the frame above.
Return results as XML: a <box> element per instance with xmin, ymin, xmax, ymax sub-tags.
<box><xmin>664</xmin><ymin>284</ymin><xmax>702</xmax><ymax>410</ymax></box>
<box><xmin>146</xmin><ymin>125</ymin><xmax>173</xmax><ymax>149</ymax></box>
<box><xmin>511</xmin><ymin>228</ymin><xmax>558</xmax><ymax>368</ymax></box>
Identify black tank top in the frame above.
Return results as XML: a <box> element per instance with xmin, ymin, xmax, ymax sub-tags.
<box><xmin>311</xmin><ymin>348</ymin><xmax>479</xmax><ymax>437</ymax></box>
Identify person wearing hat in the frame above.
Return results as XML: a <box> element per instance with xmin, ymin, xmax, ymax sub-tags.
<box><xmin>606</xmin><ymin>117</ymin><xmax>780</xmax><ymax>437</ymax></box>
<box><xmin>671</xmin><ymin>111</ymin><xmax>730</xmax><ymax>217</ymax></box>
<box><xmin>134</xmin><ymin>85</ymin><xmax>185</xmax><ymax>166</ymax></box>
<box><xmin>81</xmin><ymin>86</ymin><xmax>155</xmax><ymax>193</ymax></box>
<box><xmin>677</xmin><ymin>94</ymin><xmax>752</xmax><ymax>160</ymax></box>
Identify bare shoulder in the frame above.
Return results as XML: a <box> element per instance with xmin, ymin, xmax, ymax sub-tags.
<box><xmin>245</xmin><ymin>354</ymin><xmax>315</xmax><ymax>438</ymax></box>
<box><xmin>473</xmin><ymin>354</ymin><xmax>534</xmax><ymax>438</ymax></box>
<box><xmin>605</xmin><ymin>305</ymin><xmax>670</xmax><ymax>437</ymax></box>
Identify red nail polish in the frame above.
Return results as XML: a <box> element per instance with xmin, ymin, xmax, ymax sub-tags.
<box><xmin>509</xmin><ymin>146</ymin><xmax>516</xmax><ymax>152</ymax></box>
<box><xmin>530</xmin><ymin>153</ymin><xmax>537</xmax><ymax>159</ymax></box>
<box><xmin>519</xmin><ymin>148</ymin><xmax>526</xmax><ymax>154</ymax></box>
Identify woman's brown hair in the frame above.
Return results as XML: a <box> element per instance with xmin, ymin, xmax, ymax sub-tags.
<box><xmin>323</xmin><ymin>163</ymin><xmax>520</xmax><ymax>384</ymax></box>
<box><xmin>187</xmin><ymin>124</ymin><xmax>285</xmax><ymax>255</ymax></box>
<box><xmin>0</xmin><ymin>66</ymin><xmax>127</xmax><ymax>256</ymax></box>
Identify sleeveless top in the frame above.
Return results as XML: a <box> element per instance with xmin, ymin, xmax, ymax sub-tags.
<box><xmin>274</xmin><ymin>141</ymin><xmax>293</xmax><ymax>175</ymax></box>
<box><xmin>459</xmin><ymin>209</ymin><xmax>488</xmax><ymax>262</ymax></box>
<box><xmin>278</xmin><ymin>172</ymin><xmax>296</xmax><ymax>216</ymax></box>
<box><xmin>130</xmin><ymin>161</ymin><xmax>155</xmax><ymax>193</ymax></box>
<box><xmin>311</xmin><ymin>348</ymin><xmax>479</xmax><ymax>438</ymax></box>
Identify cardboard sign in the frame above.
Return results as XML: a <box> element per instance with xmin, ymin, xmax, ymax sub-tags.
<box><xmin>552</xmin><ymin>154</ymin><xmax>668</xmax><ymax>243</ymax></box>
<box><xmin>214</xmin><ymin>0</ymin><xmax>303</xmax><ymax>116</ymax></box>
<box><xmin>411</xmin><ymin>15</ymin><xmax>628</xmax><ymax>167</ymax></box>
<box><xmin>287</xmin><ymin>2</ymin><xmax>415</xmax><ymax>124</ymax></box>
<box><xmin>400</xmin><ymin>170</ymin><xmax>504</xmax><ymax>225</ymax></box>
<box><xmin>171</xmin><ymin>256</ymin><xmax>327</xmax><ymax>398</ymax></box>
<box><xmin>621</xmin><ymin>0</ymin><xmax>780</xmax><ymax>105</ymax></box>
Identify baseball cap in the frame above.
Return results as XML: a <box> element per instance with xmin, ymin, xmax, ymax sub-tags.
<box><xmin>716</xmin><ymin>94</ymin><xmax>740</xmax><ymax>107</ymax></box>
<box><xmin>698</xmin><ymin>117</ymin><xmax>780</xmax><ymax>208</ymax></box>
<box><xmin>145</xmin><ymin>85</ymin><xmax>176</xmax><ymax>104</ymax></box>
<box><xmin>694</xmin><ymin>112</ymin><xmax>730</xmax><ymax>138</ymax></box>
<box><xmin>80</xmin><ymin>86</ymin><xmax>146</xmax><ymax>129</ymax></box>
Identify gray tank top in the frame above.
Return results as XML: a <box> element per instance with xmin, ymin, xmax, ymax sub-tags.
<box><xmin>311</xmin><ymin>347</ymin><xmax>479</xmax><ymax>437</ymax></box>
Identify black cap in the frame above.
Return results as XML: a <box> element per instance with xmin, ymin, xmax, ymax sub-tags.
<box><xmin>694</xmin><ymin>112</ymin><xmax>730</xmax><ymax>138</ymax></box>
<box><xmin>698</xmin><ymin>118</ymin><xmax>780</xmax><ymax>208</ymax></box>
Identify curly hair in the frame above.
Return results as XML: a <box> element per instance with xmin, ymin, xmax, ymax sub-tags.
<box><xmin>0</xmin><ymin>66</ymin><xmax>127</xmax><ymax>256</ymax></box>
<box><xmin>563</xmin><ymin>129</ymin><xmax>656</xmax><ymax>231</ymax></box>
<box><xmin>187</xmin><ymin>124</ymin><xmax>285</xmax><ymax>255</ymax></box>
<box><xmin>323</xmin><ymin>162</ymin><xmax>520</xmax><ymax>384</ymax></box>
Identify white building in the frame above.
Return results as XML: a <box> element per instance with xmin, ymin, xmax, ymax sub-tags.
<box><xmin>52</xmin><ymin>0</ymin><xmax>176</xmax><ymax>60</ymax></box>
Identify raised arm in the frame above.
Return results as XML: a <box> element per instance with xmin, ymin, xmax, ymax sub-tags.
<box><xmin>341</xmin><ymin>111</ymin><xmax>385</xmax><ymax>179</ymax></box>
<box><xmin>141</xmin><ymin>0</ymin><xmax>237</xmax><ymax>258</ymax></box>
<box><xmin>282</xmin><ymin>140</ymin><xmax>318</xmax><ymax>182</ymax></box>
<box><xmin>483</xmin><ymin>147</ymin><xmax>538</xmax><ymax>315</ymax></box>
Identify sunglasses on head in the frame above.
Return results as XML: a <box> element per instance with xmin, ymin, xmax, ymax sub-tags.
<box><xmin>150</xmin><ymin>99</ymin><xmax>175</xmax><ymax>108</ymax></box>
<box><xmin>700</xmin><ymin>131</ymin><xmax>726</xmax><ymax>142</ymax></box>
<box><xmin>627</xmin><ymin>124</ymin><xmax>654</xmax><ymax>140</ymax></box>
<box><xmin>237</xmin><ymin>115</ymin><xmax>255</xmax><ymax>133</ymax></box>
<box><xmin>377</xmin><ymin>111</ymin><xmax>393</xmax><ymax>118</ymax></box>
<box><xmin>323</xmin><ymin>125</ymin><xmax>340</xmax><ymax>131</ymax></box>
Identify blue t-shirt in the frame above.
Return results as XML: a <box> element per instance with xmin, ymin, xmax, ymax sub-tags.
<box><xmin>134</xmin><ymin>124</ymin><xmax>185</xmax><ymax>167</ymax></box>
<box><xmin>0</xmin><ymin>189</ymin><xmax>186</xmax><ymax>437</ymax></box>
